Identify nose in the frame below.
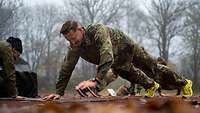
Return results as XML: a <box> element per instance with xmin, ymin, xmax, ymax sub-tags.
<box><xmin>71</xmin><ymin>41</ymin><xmax>75</xmax><ymax>45</ymax></box>
<box><xmin>16</xmin><ymin>52</ymin><xmax>20</xmax><ymax>57</ymax></box>
<box><xmin>70</xmin><ymin>39</ymin><xmax>77</xmax><ymax>45</ymax></box>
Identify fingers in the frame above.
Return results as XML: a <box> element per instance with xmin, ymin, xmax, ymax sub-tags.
<box><xmin>43</xmin><ymin>94</ymin><xmax>60</xmax><ymax>101</ymax></box>
<box><xmin>75</xmin><ymin>80</ymin><xmax>100</xmax><ymax>97</ymax></box>
<box><xmin>53</xmin><ymin>95</ymin><xmax>60</xmax><ymax>100</ymax></box>
<box><xmin>43</xmin><ymin>94</ymin><xmax>52</xmax><ymax>100</ymax></box>
<box><xmin>76</xmin><ymin>81</ymin><xmax>88</xmax><ymax>90</ymax></box>
<box><xmin>42</xmin><ymin>96</ymin><xmax>48</xmax><ymax>100</ymax></box>
<box><xmin>76</xmin><ymin>80</ymin><xmax>97</xmax><ymax>90</ymax></box>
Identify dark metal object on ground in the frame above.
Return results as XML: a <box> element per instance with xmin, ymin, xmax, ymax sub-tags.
<box><xmin>77</xmin><ymin>89</ymin><xmax>88</xmax><ymax>97</ymax></box>
<box><xmin>87</xmin><ymin>87</ymin><xmax>100</xmax><ymax>97</ymax></box>
<box><xmin>76</xmin><ymin>87</ymin><xmax>100</xmax><ymax>97</ymax></box>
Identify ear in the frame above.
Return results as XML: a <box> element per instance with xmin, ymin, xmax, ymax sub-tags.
<box><xmin>78</xmin><ymin>27</ymin><xmax>84</xmax><ymax>34</ymax></box>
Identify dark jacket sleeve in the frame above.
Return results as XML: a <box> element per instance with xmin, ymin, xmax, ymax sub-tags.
<box><xmin>56</xmin><ymin>48</ymin><xmax>80</xmax><ymax>96</ymax></box>
<box><xmin>93</xmin><ymin>24</ymin><xmax>114</xmax><ymax>85</ymax></box>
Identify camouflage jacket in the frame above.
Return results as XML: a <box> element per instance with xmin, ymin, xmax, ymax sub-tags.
<box><xmin>56</xmin><ymin>24</ymin><xmax>137</xmax><ymax>95</ymax></box>
<box><xmin>0</xmin><ymin>41</ymin><xmax>17</xmax><ymax>97</ymax></box>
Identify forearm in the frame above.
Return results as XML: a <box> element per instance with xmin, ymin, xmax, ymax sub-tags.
<box><xmin>95</xmin><ymin>68</ymin><xmax>117</xmax><ymax>91</ymax></box>
<box><xmin>94</xmin><ymin>24</ymin><xmax>114</xmax><ymax>89</ymax></box>
<box><xmin>56</xmin><ymin>72</ymin><xmax>72</xmax><ymax>96</ymax></box>
<box><xmin>56</xmin><ymin>49</ymin><xmax>79</xmax><ymax>96</ymax></box>
<box><xmin>96</xmin><ymin>56</ymin><xmax>113</xmax><ymax>83</ymax></box>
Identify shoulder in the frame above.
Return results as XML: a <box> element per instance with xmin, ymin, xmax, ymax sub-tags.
<box><xmin>0</xmin><ymin>41</ymin><xmax>12</xmax><ymax>53</ymax></box>
<box><xmin>0</xmin><ymin>41</ymin><xmax>11</xmax><ymax>48</ymax></box>
<box><xmin>85</xmin><ymin>24</ymin><xmax>107</xmax><ymax>33</ymax></box>
<box><xmin>85</xmin><ymin>24</ymin><xmax>109</xmax><ymax>41</ymax></box>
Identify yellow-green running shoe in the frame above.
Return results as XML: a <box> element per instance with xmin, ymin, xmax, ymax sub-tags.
<box><xmin>182</xmin><ymin>79</ymin><xmax>193</xmax><ymax>97</ymax></box>
<box><xmin>145</xmin><ymin>81</ymin><xmax>160</xmax><ymax>97</ymax></box>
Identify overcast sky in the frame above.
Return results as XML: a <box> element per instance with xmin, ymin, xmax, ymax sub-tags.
<box><xmin>23</xmin><ymin>0</ymin><xmax>151</xmax><ymax>9</ymax></box>
<box><xmin>24</xmin><ymin>0</ymin><xmax>64</xmax><ymax>6</ymax></box>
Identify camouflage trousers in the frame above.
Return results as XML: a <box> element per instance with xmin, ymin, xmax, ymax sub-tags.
<box><xmin>0</xmin><ymin>71</ymin><xmax>17</xmax><ymax>97</ymax></box>
<box><xmin>116</xmin><ymin>84</ymin><xmax>142</xmax><ymax>96</ymax></box>
<box><xmin>155</xmin><ymin>64</ymin><xmax>187</xmax><ymax>90</ymax></box>
<box><xmin>98</xmin><ymin>44</ymin><xmax>187</xmax><ymax>94</ymax></box>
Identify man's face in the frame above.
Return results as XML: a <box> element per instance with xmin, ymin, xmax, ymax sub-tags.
<box><xmin>63</xmin><ymin>28</ymin><xmax>84</xmax><ymax>47</ymax></box>
<box><xmin>12</xmin><ymin>48</ymin><xmax>20</xmax><ymax>61</ymax></box>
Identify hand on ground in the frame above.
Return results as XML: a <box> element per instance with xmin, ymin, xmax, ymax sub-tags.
<box><xmin>75</xmin><ymin>80</ymin><xmax>97</xmax><ymax>90</ymax></box>
<box><xmin>43</xmin><ymin>94</ymin><xmax>61</xmax><ymax>101</ymax></box>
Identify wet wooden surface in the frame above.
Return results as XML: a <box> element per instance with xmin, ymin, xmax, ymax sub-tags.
<box><xmin>0</xmin><ymin>96</ymin><xmax>200</xmax><ymax>113</ymax></box>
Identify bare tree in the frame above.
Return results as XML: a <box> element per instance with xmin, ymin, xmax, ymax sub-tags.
<box><xmin>18</xmin><ymin>4</ymin><xmax>67</xmax><ymax>89</ymax></box>
<box><xmin>0</xmin><ymin>0</ymin><xmax>23</xmax><ymax>39</ymax></box>
<box><xmin>19</xmin><ymin>6</ymin><xmax>45</xmax><ymax>72</ymax></box>
<box><xmin>64</xmin><ymin>0</ymin><xmax>125</xmax><ymax>25</ymax></box>
<box><xmin>37</xmin><ymin>4</ymin><xmax>63</xmax><ymax>83</ymax></box>
<box><xmin>181</xmin><ymin>2</ymin><xmax>200</xmax><ymax>88</ymax></box>
<box><xmin>145</xmin><ymin>0</ymin><xmax>189</xmax><ymax>61</ymax></box>
<box><xmin>124</xmin><ymin>0</ymin><xmax>149</xmax><ymax>44</ymax></box>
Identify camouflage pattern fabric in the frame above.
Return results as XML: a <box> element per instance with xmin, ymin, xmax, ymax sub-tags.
<box><xmin>56</xmin><ymin>24</ymin><xmax>155</xmax><ymax>95</ymax></box>
<box><xmin>116</xmin><ymin>84</ymin><xmax>139</xmax><ymax>96</ymax></box>
<box><xmin>0</xmin><ymin>41</ymin><xmax>17</xmax><ymax>97</ymax></box>
<box><xmin>156</xmin><ymin>64</ymin><xmax>186</xmax><ymax>90</ymax></box>
<box><xmin>116</xmin><ymin>64</ymin><xmax>187</xmax><ymax>96</ymax></box>
<box><xmin>96</xmin><ymin>69</ymin><xmax>118</xmax><ymax>91</ymax></box>
<box><xmin>56</xmin><ymin>24</ymin><xmax>187</xmax><ymax>96</ymax></box>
